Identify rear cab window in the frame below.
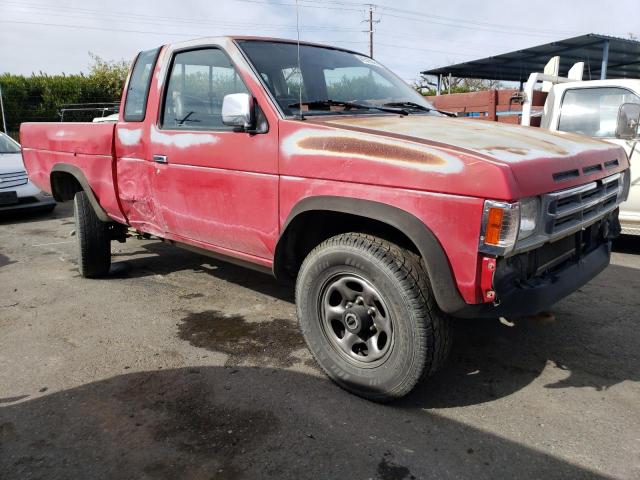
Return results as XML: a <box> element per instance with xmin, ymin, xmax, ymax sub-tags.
<box><xmin>123</xmin><ymin>48</ymin><xmax>160</xmax><ymax>122</ymax></box>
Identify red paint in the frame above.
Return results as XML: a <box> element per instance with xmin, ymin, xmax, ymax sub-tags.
<box><xmin>479</xmin><ymin>256</ymin><xmax>497</xmax><ymax>302</ymax></box>
<box><xmin>18</xmin><ymin>37</ymin><xmax>629</xmax><ymax>308</ymax></box>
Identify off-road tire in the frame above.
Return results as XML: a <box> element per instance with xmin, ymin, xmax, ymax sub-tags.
<box><xmin>74</xmin><ymin>191</ymin><xmax>111</xmax><ymax>278</ymax></box>
<box><xmin>296</xmin><ymin>233</ymin><xmax>452</xmax><ymax>402</ymax></box>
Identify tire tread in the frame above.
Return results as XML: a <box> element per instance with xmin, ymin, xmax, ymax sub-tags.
<box><xmin>74</xmin><ymin>191</ymin><xmax>111</xmax><ymax>278</ymax></box>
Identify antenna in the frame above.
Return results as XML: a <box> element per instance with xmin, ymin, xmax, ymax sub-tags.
<box><xmin>0</xmin><ymin>82</ymin><xmax>6</xmax><ymax>133</ymax></box>
<box><xmin>295</xmin><ymin>0</ymin><xmax>305</xmax><ymax>120</ymax></box>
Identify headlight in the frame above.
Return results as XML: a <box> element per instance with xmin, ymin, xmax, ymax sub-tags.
<box><xmin>518</xmin><ymin>197</ymin><xmax>539</xmax><ymax>240</ymax></box>
<box><xmin>479</xmin><ymin>197</ymin><xmax>540</xmax><ymax>255</ymax></box>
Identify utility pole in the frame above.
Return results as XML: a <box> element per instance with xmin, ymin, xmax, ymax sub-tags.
<box><xmin>0</xmin><ymin>82</ymin><xmax>6</xmax><ymax>134</ymax></box>
<box><xmin>364</xmin><ymin>4</ymin><xmax>380</xmax><ymax>59</ymax></box>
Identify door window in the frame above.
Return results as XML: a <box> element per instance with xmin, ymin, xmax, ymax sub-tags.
<box><xmin>162</xmin><ymin>48</ymin><xmax>249</xmax><ymax>130</ymax></box>
<box><xmin>558</xmin><ymin>87</ymin><xmax>640</xmax><ymax>138</ymax></box>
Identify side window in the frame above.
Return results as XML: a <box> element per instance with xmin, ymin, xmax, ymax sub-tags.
<box><xmin>124</xmin><ymin>48</ymin><xmax>160</xmax><ymax>122</ymax></box>
<box><xmin>558</xmin><ymin>87</ymin><xmax>640</xmax><ymax>138</ymax></box>
<box><xmin>162</xmin><ymin>48</ymin><xmax>249</xmax><ymax>130</ymax></box>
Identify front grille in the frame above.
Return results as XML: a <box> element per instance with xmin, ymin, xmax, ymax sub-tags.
<box><xmin>0</xmin><ymin>170</ymin><xmax>28</xmax><ymax>189</ymax></box>
<box><xmin>542</xmin><ymin>173</ymin><xmax>622</xmax><ymax>240</ymax></box>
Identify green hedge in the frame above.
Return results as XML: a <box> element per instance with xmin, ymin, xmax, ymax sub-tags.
<box><xmin>0</xmin><ymin>55</ymin><xmax>129</xmax><ymax>139</ymax></box>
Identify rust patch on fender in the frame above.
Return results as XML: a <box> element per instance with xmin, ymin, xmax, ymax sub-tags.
<box><xmin>297</xmin><ymin>135</ymin><xmax>445</xmax><ymax>165</ymax></box>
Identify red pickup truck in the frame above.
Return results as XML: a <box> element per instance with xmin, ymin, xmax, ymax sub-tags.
<box><xmin>21</xmin><ymin>37</ymin><xmax>630</xmax><ymax>401</ymax></box>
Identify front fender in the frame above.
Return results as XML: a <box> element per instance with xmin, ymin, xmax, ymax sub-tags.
<box><xmin>276</xmin><ymin>196</ymin><xmax>469</xmax><ymax>315</ymax></box>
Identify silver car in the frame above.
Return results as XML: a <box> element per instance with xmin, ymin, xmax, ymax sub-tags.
<box><xmin>0</xmin><ymin>132</ymin><xmax>55</xmax><ymax>214</ymax></box>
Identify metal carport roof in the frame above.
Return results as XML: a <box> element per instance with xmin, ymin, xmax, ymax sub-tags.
<box><xmin>422</xmin><ymin>34</ymin><xmax>640</xmax><ymax>82</ymax></box>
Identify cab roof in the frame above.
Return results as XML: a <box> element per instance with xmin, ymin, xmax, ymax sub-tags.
<box><xmin>164</xmin><ymin>35</ymin><xmax>364</xmax><ymax>56</ymax></box>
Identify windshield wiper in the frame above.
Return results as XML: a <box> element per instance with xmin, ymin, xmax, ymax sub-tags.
<box><xmin>288</xmin><ymin>99</ymin><xmax>409</xmax><ymax>115</ymax></box>
<box><xmin>383</xmin><ymin>101</ymin><xmax>456</xmax><ymax>117</ymax></box>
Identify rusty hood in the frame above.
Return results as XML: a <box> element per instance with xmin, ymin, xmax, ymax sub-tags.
<box><xmin>308</xmin><ymin>115</ymin><xmax>627</xmax><ymax>197</ymax></box>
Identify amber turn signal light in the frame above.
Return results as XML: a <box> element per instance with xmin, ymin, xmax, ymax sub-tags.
<box><xmin>484</xmin><ymin>207</ymin><xmax>504</xmax><ymax>245</ymax></box>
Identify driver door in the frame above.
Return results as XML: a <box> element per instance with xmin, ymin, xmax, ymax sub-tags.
<box><xmin>150</xmin><ymin>46</ymin><xmax>279</xmax><ymax>260</ymax></box>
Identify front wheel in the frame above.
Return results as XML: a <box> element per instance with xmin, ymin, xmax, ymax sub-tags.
<box><xmin>296</xmin><ymin>233</ymin><xmax>451</xmax><ymax>402</ymax></box>
<box><xmin>74</xmin><ymin>191</ymin><xmax>111</xmax><ymax>278</ymax></box>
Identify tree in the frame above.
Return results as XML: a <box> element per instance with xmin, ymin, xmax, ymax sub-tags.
<box><xmin>87</xmin><ymin>52</ymin><xmax>131</xmax><ymax>100</ymax></box>
<box><xmin>0</xmin><ymin>53</ymin><xmax>131</xmax><ymax>135</ymax></box>
<box><xmin>412</xmin><ymin>74</ymin><xmax>501</xmax><ymax>96</ymax></box>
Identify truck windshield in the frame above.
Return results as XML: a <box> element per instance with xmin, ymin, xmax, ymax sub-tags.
<box><xmin>237</xmin><ymin>40</ymin><xmax>436</xmax><ymax>117</ymax></box>
<box><xmin>0</xmin><ymin>133</ymin><xmax>20</xmax><ymax>154</ymax></box>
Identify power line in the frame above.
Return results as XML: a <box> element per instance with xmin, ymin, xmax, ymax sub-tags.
<box><xmin>370</xmin><ymin>4</ymin><xmax>578</xmax><ymax>36</ymax></box>
<box><xmin>0</xmin><ymin>1</ymin><xmax>363</xmax><ymax>33</ymax></box>
<box><xmin>0</xmin><ymin>0</ymin><xmax>590</xmax><ymax>81</ymax></box>
<box><xmin>379</xmin><ymin>11</ymin><xmax>569</xmax><ymax>38</ymax></box>
<box><xmin>226</xmin><ymin>0</ymin><xmax>366</xmax><ymax>13</ymax></box>
<box><xmin>0</xmin><ymin>19</ymin><xmax>366</xmax><ymax>47</ymax></box>
<box><xmin>273</xmin><ymin>0</ymin><xmax>580</xmax><ymax>37</ymax></box>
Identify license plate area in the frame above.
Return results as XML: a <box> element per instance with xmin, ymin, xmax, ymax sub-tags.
<box><xmin>0</xmin><ymin>191</ymin><xmax>18</xmax><ymax>206</ymax></box>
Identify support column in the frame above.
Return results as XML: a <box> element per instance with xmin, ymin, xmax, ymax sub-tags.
<box><xmin>600</xmin><ymin>39</ymin><xmax>610</xmax><ymax>80</ymax></box>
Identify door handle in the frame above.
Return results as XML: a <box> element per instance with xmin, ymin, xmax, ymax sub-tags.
<box><xmin>153</xmin><ymin>154</ymin><xmax>167</xmax><ymax>164</ymax></box>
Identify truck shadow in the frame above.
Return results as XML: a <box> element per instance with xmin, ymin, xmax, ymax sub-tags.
<box><xmin>110</xmin><ymin>240</ymin><xmax>294</xmax><ymax>303</ymax></box>
<box><xmin>108</xmin><ymin>241</ymin><xmax>639</xmax><ymax>409</ymax></box>
<box><xmin>404</xmin><ymin>259</ymin><xmax>639</xmax><ymax>407</ymax></box>
<box><xmin>0</xmin><ymin>366</ymin><xmax>610</xmax><ymax>480</ymax></box>
<box><xmin>612</xmin><ymin>234</ymin><xmax>640</xmax><ymax>254</ymax></box>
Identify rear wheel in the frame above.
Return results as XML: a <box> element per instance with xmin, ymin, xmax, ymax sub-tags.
<box><xmin>74</xmin><ymin>191</ymin><xmax>111</xmax><ymax>278</ymax></box>
<box><xmin>296</xmin><ymin>233</ymin><xmax>451</xmax><ymax>402</ymax></box>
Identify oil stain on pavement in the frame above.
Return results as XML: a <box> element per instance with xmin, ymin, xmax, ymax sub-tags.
<box><xmin>378</xmin><ymin>451</ymin><xmax>416</xmax><ymax>480</ymax></box>
<box><xmin>178</xmin><ymin>310</ymin><xmax>306</xmax><ymax>367</ymax></box>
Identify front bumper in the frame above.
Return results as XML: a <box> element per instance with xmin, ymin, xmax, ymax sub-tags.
<box><xmin>455</xmin><ymin>212</ymin><xmax>616</xmax><ymax>319</ymax></box>
<box><xmin>473</xmin><ymin>242</ymin><xmax>610</xmax><ymax>318</ymax></box>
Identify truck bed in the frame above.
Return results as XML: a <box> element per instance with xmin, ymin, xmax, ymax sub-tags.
<box><xmin>20</xmin><ymin>122</ymin><xmax>124</xmax><ymax>222</ymax></box>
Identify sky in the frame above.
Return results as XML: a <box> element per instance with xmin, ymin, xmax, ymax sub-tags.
<box><xmin>0</xmin><ymin>0</ymin><xmax>638</xmax><ymax>84</ymax></box>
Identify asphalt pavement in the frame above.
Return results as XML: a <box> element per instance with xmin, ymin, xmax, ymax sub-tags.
<box><xmin>1</xmin><ymin>202</ymin><xmax>639</xmax><ymax>479</ymax></box>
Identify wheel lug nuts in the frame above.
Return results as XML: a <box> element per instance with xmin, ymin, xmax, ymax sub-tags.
<box><xmin>346</xmin><ymin>302</ymin><xmax>353</xmax><ymax>308</ymax></box>
<box><xmin>367</xmin><ymin>307</ymin><xmax>376</xmax><ymax>316</ymax></box>
<box><xmin>356</xmin><ymin>297</ymin><xmax>364</xmax><ymax>305</ymax></box>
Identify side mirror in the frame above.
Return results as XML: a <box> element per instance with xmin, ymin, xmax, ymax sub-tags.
<box><xmin>222</xmin><ymin>93</ymin><xmax>255</xmax><ymax>130</ymax></box>
<box><xmin>615</xmin><ymin>103</ymin><xmax>640</xmax><ymax>140</ymax></box>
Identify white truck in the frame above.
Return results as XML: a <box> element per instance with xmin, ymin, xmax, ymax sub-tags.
<box><xmin>521</xmin><ymin>58</ymin><xmax>640</xmax><ymax>235</ymax></box>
